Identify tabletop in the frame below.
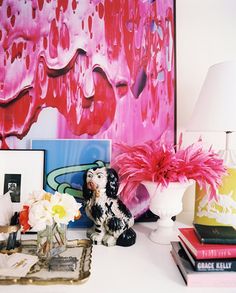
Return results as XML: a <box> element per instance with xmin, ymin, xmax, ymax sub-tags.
<box><xmin>1</xmin><ymin>216</ymin><xmax>236</xmax><ymax>293</ymax></box>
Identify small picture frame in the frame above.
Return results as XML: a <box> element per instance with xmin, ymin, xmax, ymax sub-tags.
<box><xmin>3</xmin><ymin>174</ymin><xmax>22</xmax><ymax>203</ymax></box>
<box><xmin>0</xmin><ymin>150</ymin><xmax>45</xmax><ymax>211</ymax></box>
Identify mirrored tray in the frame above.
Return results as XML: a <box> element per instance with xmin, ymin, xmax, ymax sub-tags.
<box><xmin>0</xmin><ymin>239</ymin><xmax>92</xmax><ymax>285</ymax></box>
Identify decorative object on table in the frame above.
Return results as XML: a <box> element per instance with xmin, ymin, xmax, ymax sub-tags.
<box><xmin>178</xmin><ymin>240</ymin><xmax>236</xmax><ymax>272</ymax></box>
<box><xmin>0</xmin><ymin>239</ymin><xmax>92</xmax><ymax>285</ymax></box>
<box><xmin>142</xmin><ymin>180</ymin><xmax>192</xmax><ymax>244</ymax></box>
<box><xmin>113</xmin><ymin>138</ymin><xmax>226</xmax><ymax>244</ymax></box>
<box><xmin>36</xmin><ymin>223</ymin><xmax>67</xmax><ymax>259</ymax></box>
<box><xmin>0</xmin><ymin>150</ymin><xmax>45</xmax><ymax>212</ymax></box>
<box><xmin>170</xmin><ymin>241</ymin><xmax>236</xmax><ymax>287</ymax></box>
<box><xmin>187</xmin><ymin>61</ymin><xmax>236</xmax><ymax>227</ymax></box>
<box><xmin>83</xmin><ymin>166</ymin><xmax>136</xmax><ymax>247</ymax></box>
<box><xmin>32</xmin><ymin>139</ymin><xmax>111</xmax><ymax>228</ymax></box>
<box><xmin>193</xmin><ymin>223</ymin><xmax>236</xmax><ymax>244</ymax></box>
<box><xmin>48</xmin><ymin>256</ymin><xmax>78</xmax><ymax>272</ymax></box>
<box><xmin>19</xmin><ymin>190</ymin><xmax>82</xmax><ymax>259</ymax></box>
<box><xmin>0</xmin><ymin>194</ymin><xmax>21</xmax><ymax>253</ymax></box>
<box><xmin>0</xmin><ymin>223</ymin><xmax>21</xmax><ymax>254</ymax></box>
<box><xmin>178</xmin><ymin>227</ymin><xmax>236</xmax><ymax>260</ymax></box>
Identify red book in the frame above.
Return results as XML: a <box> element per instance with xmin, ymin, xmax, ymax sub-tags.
<box><xmin>178</xmin><ymin>227</ymin><xmax>236</xmax><ymax>260</ymax></box>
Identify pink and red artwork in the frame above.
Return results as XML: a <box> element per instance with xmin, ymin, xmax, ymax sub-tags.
<box><xmin>0</xmin><ymin>0</ymin><xmax>175</xmax><ymax>149</ymax></box>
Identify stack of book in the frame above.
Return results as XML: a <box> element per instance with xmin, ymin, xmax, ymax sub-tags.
<box><xmin>170</xmin><ymin>223</ymin><xmax>236</xmax><ymax>287</ymax></box>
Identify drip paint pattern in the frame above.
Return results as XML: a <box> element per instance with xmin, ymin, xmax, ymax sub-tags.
<box><xmin>0</xmin><ymin>0</ymin><xmax>175</xmax><ymax>149</ymax></box>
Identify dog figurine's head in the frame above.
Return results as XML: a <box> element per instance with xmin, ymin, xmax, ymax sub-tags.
<box><xmin>86</xmin><ymin>167</ymin><xmax>108</xmax><ymax>195</ymax></box>
<box><xmin>83</xmin><ymin>166</ymin><xmax>119</xmax><ymax>200</ymax></box>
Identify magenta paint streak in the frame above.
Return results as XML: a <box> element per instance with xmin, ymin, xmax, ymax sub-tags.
<box><xmin>0</xmin><ymin>0</ymin><xmax>175</xmax><ymax>149</ymax></box>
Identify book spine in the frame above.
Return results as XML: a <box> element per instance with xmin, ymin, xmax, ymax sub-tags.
<box><xmin>179</xmin><ymin>233</ymin><xmax>236</xmax><ymax>259</ymax></box>
<box><xmin>200</xmin><ymin>238</ymin><xmax>236</xmax><ymax>244</ymax></box>
<box><xmin>195</xmin><ymin>260</ymin><xmax>236</xmax><ymax>272</ymax></box>
<box><xmin>197</xmin><ymin>250</ymin><xmax>236</xmax><ymax>259</ymax></box>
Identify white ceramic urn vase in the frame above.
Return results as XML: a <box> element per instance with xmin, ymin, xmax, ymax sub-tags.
<box><xmin>142</xmin><ymin>180</ymin><xmax>192</xmax><ymax>245</ymax></box>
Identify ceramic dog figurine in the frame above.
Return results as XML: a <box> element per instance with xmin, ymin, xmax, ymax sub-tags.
<box><xmin>83</xmin><ymin>166</ymin><xmax>136</xmax><ymax>247</ymax></box>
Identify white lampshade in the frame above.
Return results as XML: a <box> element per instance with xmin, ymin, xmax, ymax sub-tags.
<box><xmin>190</xmin><ymin>62</ymin><xmax>236</xmax><ymax>226</ymax></box>
<box><xmin>188</xmin><ymin>61</ymin><xmax>236</xmax><ymax>132</ymax></box>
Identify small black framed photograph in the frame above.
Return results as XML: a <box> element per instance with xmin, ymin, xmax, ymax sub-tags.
<box><xmin>4</xmin><ymin>174</ymin><xmax>22</xmax><ymax>202</ymax></box>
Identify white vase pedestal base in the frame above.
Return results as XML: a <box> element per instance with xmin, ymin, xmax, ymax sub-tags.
<box><xmin>149</xmin><ymin>220</ymin><xmax>178</xmax><ymax>245</ymax></box>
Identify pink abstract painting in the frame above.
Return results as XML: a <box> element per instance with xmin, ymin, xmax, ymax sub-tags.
<box><xmin>0</xmin><ymin>0</ymin><xmax>175</xmax><ymax>149</ymax></box>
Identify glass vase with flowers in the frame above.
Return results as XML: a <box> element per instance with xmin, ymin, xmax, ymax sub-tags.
<box><xmin>19</xmin><ymin>190</ymin><xmax>81</xmax><ymax>259</ymax></box>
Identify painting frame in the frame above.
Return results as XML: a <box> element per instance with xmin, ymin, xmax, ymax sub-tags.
<box><xmin>0</xmin><ymin>150</ymin><xmax>45</xmax><ymax>211</ymax></box>
<box><xmin>173</xmin><ymin>0</ymin><xmax>177</xmax><ymax>145</ymax></box>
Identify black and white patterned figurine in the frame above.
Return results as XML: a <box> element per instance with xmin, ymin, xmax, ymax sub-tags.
<box><xmin>83</xmin><ymin>166</ymin><xmax>136</xmax><ymax>247</ymax></box>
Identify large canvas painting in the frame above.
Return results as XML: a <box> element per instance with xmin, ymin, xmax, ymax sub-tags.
<box><xmin>0</xmin><ymin>0</ymin><xmax>175</xmax><ymax>149</ymax></box>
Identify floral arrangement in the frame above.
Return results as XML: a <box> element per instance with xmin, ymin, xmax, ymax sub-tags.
<box><xmin>112</xmin><ymin>138</ymin><xmax>227</xmax><ymax>205</ymax></box>
<box><xmin>19</xmin><ymin>190</ymin><xmax>82</xmax><ymax>232</ymax></box>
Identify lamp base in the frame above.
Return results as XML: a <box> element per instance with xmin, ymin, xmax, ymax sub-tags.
<box><xmin>194</xmin><ymin>167</ymin><xmax>236</xmax><ymax>227</ymax></box>
<box><xmin>218</xmin><ymin>149</ymin><xmax>236</xmax><ymax>167</ymax></box>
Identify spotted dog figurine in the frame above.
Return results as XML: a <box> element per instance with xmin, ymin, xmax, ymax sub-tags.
<box><xmin>83</xmin><ymin>166</ymin><xmax>136</xmax><ymax>247</ymax></box>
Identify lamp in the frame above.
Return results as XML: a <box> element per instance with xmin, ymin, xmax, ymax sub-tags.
<box><xmin>187</xmin><ymin>61</ymin><xmax>236</xmax><ymax>227</ymax></box>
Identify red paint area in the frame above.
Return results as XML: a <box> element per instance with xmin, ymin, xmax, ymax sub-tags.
<box><xmin>49</xmin><ymin>19</ymin><xmax>59</xmax><ymax>59</ymax></box>
<box><xmin>35</xmin><ymin>56</ymin><xmax>116</xmax><ymax>135</ymax></box>
<box><xmin>38</xmin><ymin>0</ymin><xmax>44</xmax><ymax>11</ymax></box>
<box><xmin>72</xmin><ymin>0</ymin><xmax>77</xmax><ymax>11</ymax></box>
<box><xmin>60</xmin><ymin>23</ymin><xmax>70</xmax><ymax>50</ymax></box>
<box><xmin>0</xmin><ymin>50</ymin><xmax>116</xmax><ymax>145</ymax></box>
<box><xmin>103</xmin><ymin>0</ymin><xmax>174</xmax><ymax>125</ymax></box>
<box><xmin>98</xmin><ymin>2</ymin><xmax>104</xmax><ymax>19</ymax></box>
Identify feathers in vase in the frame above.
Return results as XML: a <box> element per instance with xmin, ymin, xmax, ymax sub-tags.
<box><xmin>112</xmin><ymin>139</ymin><xmax>227</xmax><ymax>205</ymax></box>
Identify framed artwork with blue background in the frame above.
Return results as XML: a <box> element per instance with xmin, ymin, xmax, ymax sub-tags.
<box><xmin>32</xmin><ymin>139</ymin><xmax>111</xmax><ymax>228</ymax></box>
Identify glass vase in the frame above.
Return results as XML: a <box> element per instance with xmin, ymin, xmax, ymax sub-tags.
<box><xmin>37</xmin><ymin>222</ymin><xmax>67</xmax><ymax>260</ymax></box>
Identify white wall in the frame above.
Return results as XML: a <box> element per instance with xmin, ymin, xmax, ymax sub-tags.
<box><xmin>176</xmin><ymin>0</ymin><xmax>236</xmax><ymax>215</ymax></box>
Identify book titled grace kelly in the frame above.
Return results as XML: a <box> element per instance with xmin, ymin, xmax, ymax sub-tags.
<box><xmin>179</xmin><ymin>240</ymin><xmax>236</xmax><ymax>272</ymax></box>
<box><xmin>170</xmin><ymin>241</ymin><xmax>236</xmax><ymax>287</ymax></box>
<box><xmin>178</xmin><ymin>227</ymin><xmax>236</xmax><ymax>259</ymax></box>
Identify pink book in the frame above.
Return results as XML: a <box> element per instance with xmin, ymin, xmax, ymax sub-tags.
<box><xmin>178</xmin><ymin>227</ymin><xmax>236</xmax><ymax>260</ymax></box>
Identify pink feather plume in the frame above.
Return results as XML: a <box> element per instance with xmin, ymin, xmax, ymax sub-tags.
<box><xmin>112</xmin><ymin>140</ymin><xmax>227</xmax><ymax>204</ymax></box>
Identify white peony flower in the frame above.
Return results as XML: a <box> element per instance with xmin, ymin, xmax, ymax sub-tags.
<box><xmin>28</xmin><ymin>200</ymin><xmax>53</xmax><ymax>231</ymax></box>
<box><xmin>26</xmin><ymin>190</ymin><xmax>51</xmax><ymax>206</ymax></box>
<box><xmin>49</xmin><ymin>192</ymin><xmax>81</xmax><ymax>225</ymax></box>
